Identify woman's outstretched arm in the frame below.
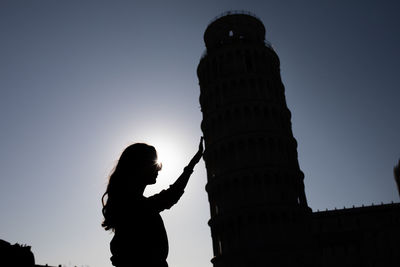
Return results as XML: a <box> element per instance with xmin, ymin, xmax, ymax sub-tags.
<box><xmin>148</xmin><ymin>137</ymin><xmax>204</xmax><ymax>212</ymax></box>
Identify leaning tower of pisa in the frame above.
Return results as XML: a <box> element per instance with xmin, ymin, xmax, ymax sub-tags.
<box><xmin>197</xmin><ymin>12</ymin><xmax>312</xmax><ymax>267</ymax></box>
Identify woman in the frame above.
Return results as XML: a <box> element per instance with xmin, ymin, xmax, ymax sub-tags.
<box><xmin>102</xmin><ymin>137</ymin><xmax>204</xmax><ymax>267</ymax></box>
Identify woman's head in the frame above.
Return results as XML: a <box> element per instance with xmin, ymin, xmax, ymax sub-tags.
<box><xmin>102</xmin><ymin>143</ymin><xmax>162</xmax><ymax>230</ymax></box>
<box><xmin>115</xmin><ymin>143</ymin><xmax>162</xmax><ymax>184</ymax></box>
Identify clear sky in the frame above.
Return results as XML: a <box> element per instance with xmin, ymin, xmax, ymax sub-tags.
<box><xmin>1</xmin><ymin>1</ymin><xmax>399</xmax><ymax>267</ymax></box>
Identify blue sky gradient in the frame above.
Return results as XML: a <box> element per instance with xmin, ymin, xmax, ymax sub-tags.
<box><xmin>1</xmin><ymin>1</ymin><xmax>399</xmax><ymax>267</ymax></box>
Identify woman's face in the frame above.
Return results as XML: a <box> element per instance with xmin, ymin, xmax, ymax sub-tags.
<box><xmin>143</xmin><ymin>164</ymin><xmax>159</xmax><ymax>184</ymax></box>
<box><xmin>142</xmin><ymin>154</ymin><xmax>162</xmax><ymax>185</ymax></box>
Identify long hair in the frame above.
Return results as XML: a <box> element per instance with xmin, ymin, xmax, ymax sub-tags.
<box><xmin>101</xmin><ymin>143</ymin><xmax>160</xmax><ymax>231</ymax></box>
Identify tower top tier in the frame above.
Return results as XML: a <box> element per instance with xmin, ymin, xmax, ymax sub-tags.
<box><xmin>204</xmin><ymin>12</ymin><xmax>266</xmax><ymax>50</ymax></box>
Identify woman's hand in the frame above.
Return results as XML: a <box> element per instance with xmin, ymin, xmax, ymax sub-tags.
<box><xmin>187</xmin><ymin>137</ymin><xmax>204</xmax><ymax>170</ymax></box>
<box><xmin>395</xmin><ymin>159</ymin><xmax>400</xmax><ymax>180</ymax></box>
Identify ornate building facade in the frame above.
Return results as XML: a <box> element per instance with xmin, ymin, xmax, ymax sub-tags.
<box><xmin>197</xmin><ymin>12</ymin><xmax>400</xmax><ymax>267</ymax></box>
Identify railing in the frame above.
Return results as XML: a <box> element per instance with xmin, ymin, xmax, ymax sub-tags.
<box><xmin>207</xmin><ymin>10</ymin><xmax>261</xmax><ymax>26</ymax></box>
<box><xmin>200</xmin><ymin>40</ymin><xmax>274</xmax><ymax>60</ymax></box>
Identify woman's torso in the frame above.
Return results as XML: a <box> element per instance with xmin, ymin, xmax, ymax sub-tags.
<box><xmin>110</xmin><ymin>198</ymin><xmax>169</xmax><ymax>267</ymax></box>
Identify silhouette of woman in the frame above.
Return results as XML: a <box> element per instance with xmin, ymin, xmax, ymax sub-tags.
<box><xmin>102</xmin><ymin>137</ymin><xmax>204</xmax><ymax>267</ymax></box>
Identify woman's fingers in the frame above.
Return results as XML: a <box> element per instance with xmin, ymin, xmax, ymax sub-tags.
<box><xmin>199</xmin><ymin>137</ymin><xmax>204</xmax><ymax>152</ymax></box>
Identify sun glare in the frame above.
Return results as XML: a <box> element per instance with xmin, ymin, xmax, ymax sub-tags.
<box><xmin>142</xmin><ymin>134</ymin><xmax>189</xmax><ymax>196</ymax></box>
<box><xmin>110</xmin><ymin>124</ymin><xmax>195</xmax><ymax>196</ymax></box>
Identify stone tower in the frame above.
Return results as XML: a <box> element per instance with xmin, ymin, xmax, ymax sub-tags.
<box><xmin>197</xmin><ymin>12</ymin><xmax>311</xmax><ymax>267</ymax></box>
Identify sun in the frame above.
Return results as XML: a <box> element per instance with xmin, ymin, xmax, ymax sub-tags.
<box><xmin>110</xmin><ymin>124</ymin><xmax>196</xmax><ymax>196</ymax></box>
<box><xmin>142</xmin><ymin>134</ymin><xmax>188</xmax><ymax>196</ymax></box>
